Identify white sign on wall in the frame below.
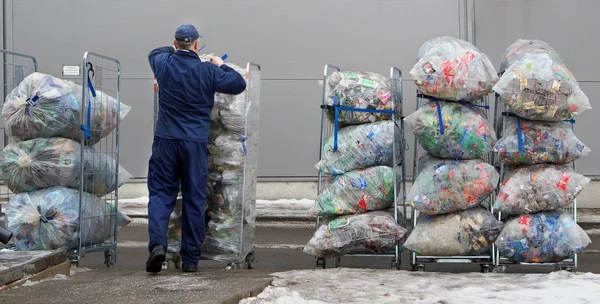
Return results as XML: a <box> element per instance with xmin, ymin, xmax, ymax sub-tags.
<box><xmin>62</xmin><ymin>65</ymin><xmax>80</xmax><ymax>76</ymax></box>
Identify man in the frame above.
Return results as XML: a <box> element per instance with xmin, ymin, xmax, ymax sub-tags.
<box><xmin>146</xmin><ymin>24</ymin><xmax>247</xmax><ymax>273</ymax></box>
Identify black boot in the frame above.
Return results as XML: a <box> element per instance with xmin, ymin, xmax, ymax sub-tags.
<box><xmin>183</xmin><ymin>265</ymin><xmax>198</xmax><ymax>273</ymax></box>
<box><xmin>146</xmin><ymin>246</ymin><xmax>166</xmax><ymax>273</ymax></box>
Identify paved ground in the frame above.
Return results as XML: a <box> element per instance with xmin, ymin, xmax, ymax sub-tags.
<box><xmin>1</xmin><ymin>225</ymin><xmax>600</xmax><ymax>303</ymax></box>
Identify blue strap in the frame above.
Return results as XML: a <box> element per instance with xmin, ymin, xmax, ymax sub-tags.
<box><xmin>334</xmin><ymin>103</ymin><xmax>340</xmax><ymax>151</ymax></box>
<box><xmin>80</xmin><ymin>67</ymin><xmax>96</xmax><ymax>140</ymax></box>
<box><xmin>457</xmin><ymin>101</ymin><xmax>490</xmax><ymax>110</ymax></box>
<box><xmin>516</xmin><ymin>116</ymin><xmax>523</xmax><ymax>152</ymax></box>
<box><xmin>242</xmin><ymin>136</ymin><xmax>247</xmax><ymax>156</ymax></box>
<box><xmin>25</xmin><ymin>95</ymin><xmax>39</xmax><ymax>116</ymax></box>
<box><xmin>434</xmin><ymin>100</ymin><xmax>444</xmax><ymax>134</ymax></box>
<box><xmin>38</xmin><ymin>215</ymin><xmax>54</xmax><ymax>240</ymax></box>
<box><xmin>221</xmin><ymin>54</ymin><xmax>228</xmax><ymax>61</ymax></box>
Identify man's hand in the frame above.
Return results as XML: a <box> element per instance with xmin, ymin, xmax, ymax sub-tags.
<box><xmin>209</xmin><ymin>56</ymin><xmax>224</xmax><ymax>67</ymax></box>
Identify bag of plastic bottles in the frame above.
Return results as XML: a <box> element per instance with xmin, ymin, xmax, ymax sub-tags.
<box><xmin>494</xmin><ymin>117</ymin><xmax>590</xmax><ymax>165</ymax></box>
<box><xmin>325</xmin><ymin>71</ymin><xmax>392</xmax><ymax>125</ymax></box>
<box><xmin>494</xmin><ymin>40</ymin><xmax>590</xmax><ymax>121</ymax></box>
<box><xmin>0</xmin><ymin>137</ymin><xmax>132</xmax><ymax>195</ymax></box>
<box><xmin>495</xmin><ymin>165</ymin><xmax>590</xmax><ymax>215</ymax></box>
<box><xmin>404</xmin><ymin>208</ymin><xmax>503</xmax><ymax>256</ymax></box>
<box><xmin>3</xmin><ymin>72</ymin><xmax>131</xmax><ymax>145</ymax></box>
<box><xmin>408</xmin><ymin>155</ymin><xmax>499</xmax><ymax>215</ymax></box>
<box><xmin>5</xmin><ymin>187</ymin><xmax>131</xmax><ymax>251</ymax></box>
<box><xmin>312</xmin><ymin>166</ymin><xmax>395</xmax><ymax>216</ymax></box>
<box><xmin>316</xmin><ymin>121</ymin><xmax>396</xmax><ymax>175</ymax></box>
<box><xmin>410</xmin><ymin>36</ymin><xmax>498</xmax><ymax>102</ymax></box>
<box><xmin>499</xmin><ymin>39</ymin><xmax>560</xmax><ymax>74</ymax></box>
<box><xmin>303</xmin><ymin>210</ymin><xmax>407</xmax><ymax>258</ymax></box>
<box><xmin>405</xmin><ymin>101</ymin><xmax>497</xmax><ymax>159</ymax></box>
<box><xmin>495</xmin><ymin>211</ymin><xmax>591</xmax><ymax>263</ymax></box>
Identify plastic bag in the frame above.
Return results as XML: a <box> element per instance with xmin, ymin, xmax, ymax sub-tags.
<box><xmin>495</xmin><ymin>165</ymin><xmax>589</xmax><ymax>215</ymax></box>
<box><xmin>3</xmin><ymin>72</ymin><xmax>131</xmax><ymax>145</ymax></box>
<box><xmin>5</xmin><ymin>186</ymin><xmax>131</xmax><ymax>251</ymax></box>
<box><xmin>316</xmin><ymin>121</ymin><xmax>396</xmax><ymax>175</ymax></box>
<box><xmin>494</xmin><ymin>117</ymin><xmax>590</xmax><ymax>165</ymax></box>
<box><xmin>312</xmin><ymin>166</ymin><xmax>395</xmax><ymax>216</ymax></box>
<box><xmin>495</xmin><ymin>211</ymin><xmax>591</xmax><ymax>263</ymax></box>
<box><xmin>494</xmin><ymin>44</ymin><xmax>590</xmax><ymax>121</ymax></box>
<box><xmin>325</xmin><ymin>71</ymin><xmax>392</xmax><ymax>125</ymax></box>
<box><xmin>404</xmin><ymin>208</ymin><xmax>503</xmax><ymax>256</ymax></box>
<box><xmin>409</xmin><ymin>155</ymin><xmax>499</xmax><ymax>215</ymax></box>
<box><xmin>0</xmin><ymin>137</ymin><xmax>132</xmax><ymax>195</ymax></box>
<box><xmin>499</xmin><ymin>39</ymin><xmax>560</xmax><ymax>75</ymax></box>
<box><xmin>303</xmin><ymin>211</ymin><xmax>407</xmax><ymax>258</ymax></box>
<box><xmin>410</xmin><ymin>36</ymin><xmax>498</xmax><ymax>102</ymax></box>
<box><xmin>405</xmin><ymin>101</ymin><xmax>497</xmax><ymax>159</ymax></box>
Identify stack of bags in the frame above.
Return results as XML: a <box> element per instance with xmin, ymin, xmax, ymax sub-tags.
<box><xmin>0</xmin><ymin>72</ymin><xmax>132</xmax><ymax>251</ymax></box>
<box><xmin>493</xmin><ymin>39</ymin><xmax>592</xmax><ymax>263</ymax></box>
<box><xmin>167</xmin><ymin>56</ymin><xmax>258</xmax><ymax>263</ymax></box>
<box><xmin>303</xmin><ymin>71</ymin><xmax>407</xmax><ymax>258</ymax></box>
<box><xmin>404</xmin><ymin>37</ymin><xmax>504</xmax><ymax>257</ymax></box>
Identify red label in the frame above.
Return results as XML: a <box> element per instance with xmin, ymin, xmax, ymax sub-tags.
<box><xmin>518</xmin><ymin>215</ymin><xmax>531</xmax><ymax>226</ymax></box>
<box><xmin>441</xmin><ymin>60</ymin><xmax>455</xmax><ymax>84</ymax></box>
<box><xmin>557</xmin><ymin>172</ymin><xmax>570</xmax><ymax>191</ymax></box>
<box><xmin>461</xmin><ymin>51</ymin><xmax>476</xmax><ymax>65</ymax></box>
<box><xmin>357</xmin><ymin>194</ymin><xmax>368</xmax><ymax>210</ymax></box>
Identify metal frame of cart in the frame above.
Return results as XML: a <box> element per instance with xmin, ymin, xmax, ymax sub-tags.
<box><xmin>156</xmin><ymin>62</ymin><xmax>261</xmax><ymax>270</ymax></box>
<box><xmin>313</xmin><ymin>64</ymin><xmax>407</xmax><ymax>270</ymax></box>
<box><xmin>491</xmin><ymin>93</ymin><xmax>578</xmax><ymax>273</ymax></box>
<box><xmin>410</xmin><ymin>93</ymin><xmax>495</xmax><ymax>273</ymax></box>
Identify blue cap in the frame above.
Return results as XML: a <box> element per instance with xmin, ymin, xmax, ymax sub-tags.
<box><xmin>175</xmin><ymin>24</ymin><xmax>200</xmax><ymax>42</ymax></box>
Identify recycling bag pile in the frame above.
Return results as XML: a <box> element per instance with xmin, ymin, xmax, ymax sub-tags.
<box><xmin>404</xmin><ymin>37</ymin><xmax>502</xmax><ymax>257</ymax></box>
<box><xmin>305</xmin><ymin>69</ymin><xmax>407</xmax><ymax>258</ymax></box>
<box><xmin>167</xmin><ymin>56</ymin><xmax>259</xmax><ymax>263</ymax></box>
<box><xmin>493</xmin><ymin>40</ymin><xmax>592</xmax><ymax>264</ymax></box>
<box><xmin>1</xmin><ymin>72</ymin><xmax>132</xmax><ymax>251</ymax></box>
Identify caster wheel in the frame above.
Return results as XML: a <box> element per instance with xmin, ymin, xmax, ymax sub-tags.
<box><xmin>162</xmin><ymin>262</ymin><xmax>169</xmax><ymax>270</ymax></box>
<box><xmin>315</xmin><ymin>258</ymin><xmax>326</xmax><ymax>269</ymax></box>
<box><xmin>104</xmin><ymin>250</ymin><xmax>113</xmax><ymax>268</ymax></box>
<box><xmin>390</xmin><ymin>261</ymin><xmax>401</xmax><ymax>270</ymax></box>
<box><xmin>481</xmin><ymin>265</ymin><xmax>492</xmax><ymax>273</ymax></box>
<box><xmin>492</xmin><ymin>265</ymin><xmax>507</xmax><ymax>273</ymax></box>
<box><xmin>70</xmin><ymin>261</ymin><xmax>79</xmax><ymax>269</ymax></box>
<box><xmin>245</xmin><ymin>253</ymin><xmax>255</xmax><ymax>269</ymax></box>
<box><xmin>412</xmin><ymin>264</ymin><xmax>425</xmax><ymax>272</ymax></box>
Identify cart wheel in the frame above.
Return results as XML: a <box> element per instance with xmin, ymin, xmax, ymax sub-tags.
<box><xmin>104</xmin><ymin>250</ymin><xmax>113</xmax><ymax>268</ymax></box>
<box><xmin>333</xmin><ymin>257</ymin><xmax>341</xmax><ymax>268</ymax></box>
<box><xmin>315</xmin><ymin>258</ymin><xmax>326</xmax><ymax>269</ymax></box>
<box><xmin>390</xmin><ymin>260</ymin><xmax>401</xmax><ymax>270</ymax></box>
<box><xmin>492</xmin><ymin>265</ymin><xmax>507</xmax><ymax>273</ymax></box>
<box><xmin>412</xmin><ymin>264</ymin><xmax>425</xmax><ymax>272</ymax></box>
<box><xmin>173</xmin><ymin>255</ymin><xmax>182</xmax><ymax>269</ymax></box>
<box><xmin>480</xmin><ymin>265</ymin><xmax>493</xmax><ymax>273</ymax></box>
<box><xmin>70</xmin><ymin>261</ymin><xmax>79</xmax><ymax>269</ymax></box>
<box><xmin>558</xmin><ymin>267</ymin><xmax>574</xmax><ymax>272</ymax></box>
<box><xmin>162</xmin><ymin>261</ymin><xmax>169</xmax><ymax>270</ymax></box>
<box><xmin>245</xmin><ymin>252</ymin><xmax>255</xmax><ymax>269</ymax></box>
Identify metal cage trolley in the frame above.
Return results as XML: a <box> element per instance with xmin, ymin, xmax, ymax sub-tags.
<box><xmin>410</xmin><ymin>92</ymin><xmax>495</xmax><ymax>273</ymax></box>
<box><xmin>157</xmin><ymin>62</ymin><xmax>261</xmax><ymax>270</ymax></box>
<box><xmin>313</xmin><ymin>64</ymin><xmax>408</xmax><ymax>270</ymax></box>
<box><xmin>492</xmin><ymin>94</ymin><xmax>578</xmax><ymax>272</ymax></box>
<box><xmin>69</xmin><ymin>52</ymin><xmax>122</xmax><ymax>268</ymax></box>
<box><xmin>0</xmin><ymin>50</ymin><xmax>38</xmax><ymax>203</ymax></box>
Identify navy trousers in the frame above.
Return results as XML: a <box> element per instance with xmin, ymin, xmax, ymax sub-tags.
<box><xmin>147</xmin><ymin>137</ymin><xmax>208</xmax><ymax>266</ymax></box>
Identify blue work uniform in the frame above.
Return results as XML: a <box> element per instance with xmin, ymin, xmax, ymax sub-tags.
<box><xmin>147</xmin><ymin>46</ymin><xmax>246</xmax><ymax>267</ymax></box>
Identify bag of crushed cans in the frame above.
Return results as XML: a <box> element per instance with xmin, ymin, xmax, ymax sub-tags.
<box><xmin>312</xmin><ymin>166</ymin><xmax>395</xmax><ymax>216</ymax></box>
<box><xmin>316</xmin><ymin>121</ymin><xmax>396</xmax><ymax>175</ymax></box>
<box><xmin>494</xmin><ymin>117</ymin><xmax>590</xmax><ymax>165</ymax></box>
<box><xmin>495</xmin><ymin>165</ymin><xmax>590</xmax><ymax>215</ymax></box>
<box><xmin>303</xmin><ymin>210</ymin><xmax>407</xmax><ymax>258</ymax></box>
<box><xmin>410</xmin><ymin>36</ymin><xmax>498</xmax><ymax>102</ymax></box>
<box><xmin>404</xmin><ymin>207</ymin><xmax>503</xmax><ymax>256</ymax></box>
<box><xmin>494</xmin><ymin>40</ymin><xmax>591</xmax><ymax>121</ymax></box>
<box><xmin>405</xmin><ymin>101</ymin><xmax>497</xmax><ymax>159</ymax></box>
<box><xmin>325</xmin><ymin>71</ymin><xmax>393</xmax><ymax>125</ymax></box>
<box><xmin>495</xmin><ymin>211</ymin><xmax>591</xmax><ymax>263</ymax></box>
<box><xmin>408</xmin><ymin>155</ymin><xmax>499</xmax><ymax>215</ymax></box>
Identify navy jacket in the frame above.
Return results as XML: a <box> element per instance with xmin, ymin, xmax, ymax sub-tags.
<box><xmin>149</xmin><ymin>47</ymin><xmax>247</xmax><ymax>143</ymax></box>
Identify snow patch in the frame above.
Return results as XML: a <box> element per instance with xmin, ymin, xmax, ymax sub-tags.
<box><xmin>240</xmin><ymin>268</ymin><xmax>600</xmax><ymax>304</ymax></box>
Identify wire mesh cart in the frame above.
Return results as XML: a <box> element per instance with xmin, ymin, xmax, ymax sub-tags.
<box><xmin>0</xmin><ymin>50</ymin><xmax>37</xmax><ymax>203</ymax></box>
<box><xmin>157</xmin><ymin>61</ymin><xmax>261</xmax><ymax>270</ymax></box>
<box><xmin>492</xmin><ymin>94</ymin><xmax>578</xmax><ymax>273</ymax></box>
<box><xmin>313</xmin><ymin>64</ymin><xmax>407</xmax><ymax>270</ymax></box>
<box><xmin>409</xmin><ymin>92</ymin><xmax>496</xmax><ymax>273</ymax></box>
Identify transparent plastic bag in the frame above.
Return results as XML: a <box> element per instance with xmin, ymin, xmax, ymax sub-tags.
<box><xmin>409</xmin><ymin>155</ymin><xmax>499</xmax><ymax>215</ymax></box>
<box><xmin>494</xmin><ymin>117</ymin><xmax>590</xmax><ymax>165</ymax></box>
<box><xmin>494</xmin><ymin>43</ymin><xmax>590</xmax><ymax>121</ymax></box>
<box><xmin>404</xmin><ymin>207</ymin><xmax>503</xmax><ymax>256</ymax></box>
<box><xmin>0</xmin><ymin>137</ymin><xmax>132</xmax><ymax>195</ymax></box>
<box><xmin>405</xmin><ymin>101</ymin><xmax>497</xmax><ymax>159</ymax></box>
<box><xmin>499</xmin><ymin>39</ymin><xmax>560</xmax><ymax>75</ymax></box>
<box><xmin>208</xmin><ymin>134</ymin><xmax>245</xmax><ymax>172</ymax></box>
<box><xmin>5</xmin><ymin>186</ymin><xmax>131</xmax><ymax>251</ymax></box>
<box><xmin>303</xmin><ymin>210</ymin><xmax>407</xmax><ymax>258</ymax></box>
<box><xmin>410</xmin><ymin>36</ymin><xmax>498</xmax><ymax>102</ymax></box>
<box><xmin>316</xmin><ymin>121</ymin><xmax>396</xmax><ymax>175</ymax></box>
<box><xmin>325</xmin><ymin>71</ymin><xmax>392</xmax><ymax>125</ymax></box>
<box><xmin>311</xmin><ymin>166</ymin><xmax>395</xmax><ymax>216</ymax></box>
<box><xmin>495</xmin><ymin>165</ymin><xmax>589</xmax><ymax>215</ymax></box>
<box><xmin>495</xmin><ymin>211</ymin><xmax>591</xmax><ymax>263</ymax></box>
<box><xmin>3</xmin><ymin>72</ymin><xmax>131</xmax><ymax>145</ymax></box>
